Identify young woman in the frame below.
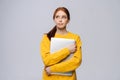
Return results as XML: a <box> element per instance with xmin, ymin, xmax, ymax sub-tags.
<box><xmin>40</xmin><ymin>7</ymin><xmax>82</xmax><ymax>80</ymax></box>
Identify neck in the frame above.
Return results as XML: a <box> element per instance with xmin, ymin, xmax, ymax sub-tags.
<box><xmin>56</xmin><ymin>28</ymin><xmax>68</xmax><ymax>35</ymax></box>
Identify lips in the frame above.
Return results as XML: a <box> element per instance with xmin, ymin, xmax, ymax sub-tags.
<box><xmin>58</xmin><ymin>23</ymin><xmax>63</xmax><ymax>25</ymax></box>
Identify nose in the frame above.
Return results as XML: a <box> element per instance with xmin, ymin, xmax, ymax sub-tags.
<box><xmin>59</xmin><ymin>18</ymin><xmax>62</xmax><ymax>22</ymax></box>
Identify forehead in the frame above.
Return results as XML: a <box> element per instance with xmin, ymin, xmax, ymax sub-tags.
<box><xmin>55</xmin><ymin>10</ymin><xmax>67</xmax><ymax>16</ymax></box>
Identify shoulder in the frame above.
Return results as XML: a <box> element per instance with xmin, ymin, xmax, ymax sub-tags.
<box><xmin>41</xmin><ymin>34</ymin><xmax>50</xmax><ymax>42</ymax></box>
<box><xmin>42</xmin><ymin>34</ymin><xmax>47</xmax><ymax>38</ymax></box>
<box><xmin>68</xmin><ymin>31</ymin><xmax>81</xmax><ymax>39</ymax></box>
<box><xmin>68</xmin><ymin>31</ymin><xmax>82</xmax><ymax>45</ymax></box>
<box><xmin>70</xmin><ymin>32</ymin><xmax>82</xmax><ymax>46</ymax></box>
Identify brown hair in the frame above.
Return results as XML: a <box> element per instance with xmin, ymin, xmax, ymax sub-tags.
<box><xmin>47</xmin><ymin>7</ymin><xmax>70</xmax><ymax>40</ymax></box>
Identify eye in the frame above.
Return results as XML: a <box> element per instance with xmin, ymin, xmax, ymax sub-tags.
<box><xmin>55</xmin><ymin>15</ymin><xmax>59</xmax><ymax>18</ymax></box>
<box><xmin>62</xmin><ymin>16</ymin><xmax>67</xmax><ymax>19</ymax></box>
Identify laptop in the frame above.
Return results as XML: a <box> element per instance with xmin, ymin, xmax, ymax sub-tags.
<box><xmin>50</xmin><ymin>38</ymin><xmax>75</xmax><ymax>76</ymax></box>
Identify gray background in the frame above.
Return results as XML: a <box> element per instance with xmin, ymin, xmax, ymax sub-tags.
<box><xmin>0</xmin><ymin>0</ymin><xmax>120</xmax><ymax>80</ymax></box>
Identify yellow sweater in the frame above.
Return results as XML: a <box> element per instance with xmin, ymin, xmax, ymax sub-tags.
<box><xmin>40</xmin><ymin>32</ymin><xmax>82</xmax><ymax>80</ymax></box>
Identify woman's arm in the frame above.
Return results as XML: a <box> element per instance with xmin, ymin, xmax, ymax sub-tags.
<box><xmin>40</xmin><ymin>35</ymin><xmax>71</xmax><ymax>66</ymax></box>
<box><xmin>49</xmin><ymin>35</ymin><xmax>82</xmax><ymax>72</ymax></box>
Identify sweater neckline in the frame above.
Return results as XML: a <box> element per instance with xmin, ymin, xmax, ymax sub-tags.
<box><xmin>55</xmin><ymin>31</ymin><xmax>70</xmax><ymax>37</ymax></box>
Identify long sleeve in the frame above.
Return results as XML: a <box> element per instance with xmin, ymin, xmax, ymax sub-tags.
<box><xmin>40</xmin><ymin>35</ymin><xmax>71</xmax><ymax>66</ymax></box>
<box><xmin>50</xmin><ymin>35</ymin><xmax>82</xmax><ymax>72</ymax></box>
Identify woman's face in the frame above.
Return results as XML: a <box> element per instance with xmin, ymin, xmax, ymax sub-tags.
<box><xmin>54</xmin><ymin>10</ymin><xmax>69</xmax><ymax>30</ymax></box>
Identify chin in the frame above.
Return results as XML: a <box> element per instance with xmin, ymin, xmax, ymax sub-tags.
<box><xmin>57</xmin><ymin>26</ymin><xmax>66</xmax><ymax>30</ymax></box>
<box><xmin>57</xmin><ymin>25</ymin><xmax>66</xmax><ymax>28</ymax></box>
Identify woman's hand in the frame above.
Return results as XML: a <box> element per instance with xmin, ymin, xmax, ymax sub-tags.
<box><xmin>44</xmin><ymin>66</ymin><xmax>51</xmax><ymax>76</ymax></box>
<box><xmin>67</xmin><ymin>43</ymin><xmax>77</xmax><ymax>53</ymax></box>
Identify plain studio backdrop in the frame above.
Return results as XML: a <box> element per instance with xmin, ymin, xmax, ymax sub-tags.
<box><xmin>0</xmin><ymin>0</ymin><xmax>120</xmax><ymax>80</ymax></box>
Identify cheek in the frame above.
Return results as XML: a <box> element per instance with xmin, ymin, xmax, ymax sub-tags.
<box><xmin>55</xmin><ymin>18</ymin><xmax>59</xmax><ymax>21</ymax></box>
<box><xmin>54</xmin><ymin>19</ymin><xmax>58</xmax><ymax>23</ymax></box>
<box><xmin>64</xmin><ymin>20</ymin><xmax>69</xmax><ymax>24</ymax></box>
